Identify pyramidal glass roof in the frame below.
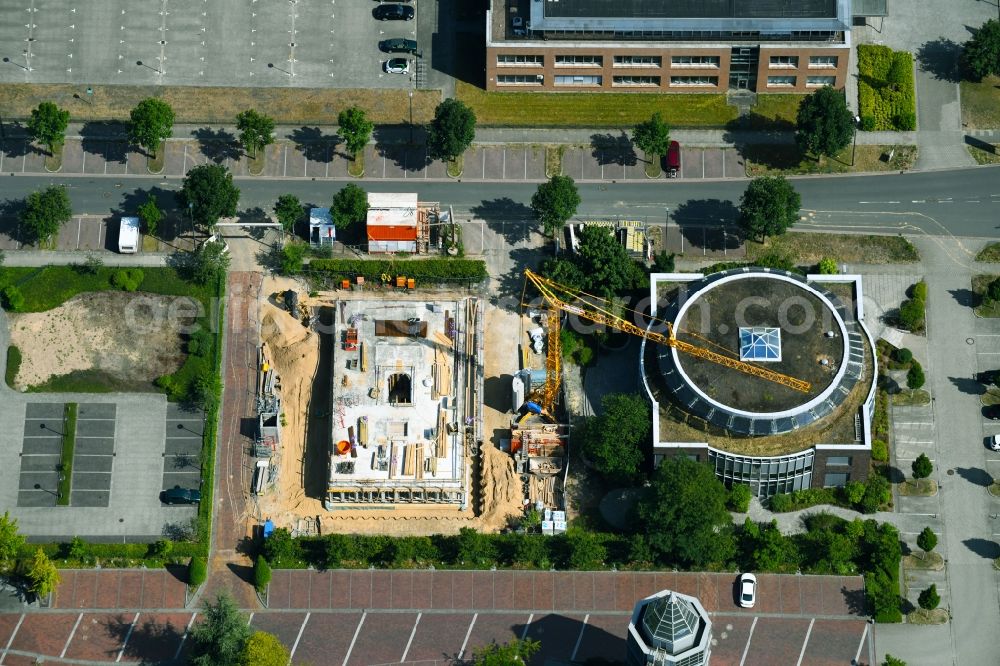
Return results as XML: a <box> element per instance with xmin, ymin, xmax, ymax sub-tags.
<box><xmin>641</xmin><ymin>592</ymin><xmax>700</xmax><ymax>653</ymax></box>
<box><xmin>739</xmin><ymin>327</ymin><xmax>781</xmax><ymax>362</ymax></box>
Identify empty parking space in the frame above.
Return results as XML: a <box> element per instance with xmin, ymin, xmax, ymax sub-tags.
<box><xmin>70</xmin><ymin>403</ymin><xmax>116</xmax><ymax>509</ymax></box>
<box><xmin>345</xmin><ymin>611</ymin><xmax>418</xmax><ymax>666</ymax></box>
<box><xmin>162</xmin><ymin>405</ymin><xmax>204</xmax><ymax>499</ymax></box>
<box><xmin>18</xmin><ymin>403</ymin><xmax>70</xmax><ymax>507</ymax></box>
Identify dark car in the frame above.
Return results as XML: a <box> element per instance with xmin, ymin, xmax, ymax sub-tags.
<box><xmin>373</xmin><ymin>4</ymin><xmax>414</xmax><ymax>20</ymax></box>
<box><xmin>985</xmin><ymin>404</ymin><xmax>1000</xmax><ymax>420</ymax></box>
<box><xmin>161</xmin><ymin>486</ymin><xmax>201</xmax><ymax>505</ymax></box>
<box><xmin>379</xmin><ymin>38</ymin><xmax>418</xmax><ymax>54</ymax></box>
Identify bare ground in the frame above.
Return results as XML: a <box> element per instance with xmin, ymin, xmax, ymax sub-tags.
<box><xmin>8</xmin><ymin>292</ymin><xmax>190</xmax><ymax>390</ymax></box>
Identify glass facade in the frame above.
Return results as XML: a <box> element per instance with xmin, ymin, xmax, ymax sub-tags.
<box><xmin>709</xmin><ymin>448</ymin><xmax>813</xmax><ymax>497</ymax></box>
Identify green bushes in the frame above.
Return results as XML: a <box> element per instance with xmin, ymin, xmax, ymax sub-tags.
<box><xmin>898</xmin><ymin>298</ymin><xmax>925</xmax><ymax>331</ymax></box>
<box><xmin>254</xmin><ymin>555</ymin><xmax>272</xmax><ymax>593</ymax></box>
<box><xmin>857</xmin><ymin>45</ymin><xmax>917</xmax><ymax>131</ymax></box>
<box><xmin>892</xmin><ymin>347</ymin><xmax>912</xmax><ymax>365</ymax></box>
<box><xmin>818</xmin><ymin>257</ymin><xmax>838</xmax><ymax>274</ymax></box>
<box><xmin>308</xmin><ymin>258</ymin><xmax>488</xmax><ymax>284</ymax></box>
<box><xmin>769</xmin><ymin>474</ymin><xmax>889</xmax><ymax>514</ymax></box>
<box><xmin>5</xmin><ymin>345</ymin><xmax>21</xmax><ymax>388</ymax></box>
<box><xmin>280</xmin><ymin>243</ymin><xmax>307</xmax><ymax>275</ymax></box>
<box><xmin>111</xmin><ymin>268</ymin><xmax>144</xmax><ymax>292</ymax></box>
<box><xmin>1</xmin><ymin>285</ymin><xmax>24</xmax><ymax>311</ymax></box>
<box><xmin>188</xmin><ymin>556</ymin><xmax>207</xmax><ymax>587</ymax></box>
<box><xmin>727</xmin><ymin>483</ymin><xmax>753</xmax><ymax>513</ymax></box>
<box><xmin>872</xmin><ymin>439</ymin><xmax>889</xmax><ymax>462</ymax></box>
<box><xmin>769</xmin><ymin>488</ymin><xmax>839</xmax><ymax>512</ymax></box>
<box><xmin>907</xmin><ymin>361</ymin><xmax>925</xmax><ymax>389</ymax></box>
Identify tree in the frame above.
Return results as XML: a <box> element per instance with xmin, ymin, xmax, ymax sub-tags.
<box><xmin>579</xmin><ymin>393</ymin><xmax>650</xmax><ymax>486</ymax></box>
<box><xmin>235</xmin><ymin>109</ymin><xmax>276</xmax><ymax>158</ymax></box>
<box><xmin>818</xmin><ymin>257</ymin><xmax>838</xmax><ymax>274</ymax></box>
<box><xmin>911</xmin><ymin>453</ymin><xmax>933</xmax><ymax>480</ymax></box>
<box><xmin>179</xmin><ymin>164</ymin><xmax>240</xmax><ymax>229</ymax></box>
<box><xmin>25</xmin><ymin>548</ymin><xmax>60</xmax><ymax>598</ymax></box>
<box><xmin>727</xmin><ymin>483</ymin><xmax>753</xmax><ymax>513</ymax></box>
<box><xmin>190</xmin><ymin>593</ymin><xmax>253</xmax><ymax>666</ymax></box>
<box><xmin>917</xmin><ymin>526</ymin><xmax>937</xmax><ymax>559</ymax></box>
<box><xmin>917</xmin><ymin>583</ymin><xmax>940</xmax><ymax>611</ymax></box>
<box><xmin>561</xmin><ymin>528</ymin><xmax>606</xmax><ymax>569</ymax></box>
<box><xmin>632</xmin><ymin>112</ymin><xmax>671</xmax><ymax>158</ymax></box>
<box><xmin>280</xmin><ymin>243</ymin><xmax>307</xmax><ymax>275</ymax></box>
<box><xmin>426</xmin><ymin>98</ymin><xmax>476</xmax><ymax>161</ymax></box>
<box><xmin>795</xmin><ymin>86</ymin><xmax>855</xmax><ymax>157</ymax></box>
<box><xmin>0</xmin><ymin>512</ymin><xmax>25</xmax><ymax>564</ymax></box>
<box><xmin>637</xmin><ymin>457</ymin><xmax>736</xmax><ymax>567</ymax></box>
<box><xmin>253</xmin><ymin>556</ymin><xmax>272</xmax><ymax>593</ymax></box>
<box><xmin>574</xmin><ymin>225</ymin><xmax>642</xmax><ymax>298</ymax></box>
<box><xmin>898</xmin><ymin>298</ymin><xmax>924</xmax><ymax>331</ymax></box>
<box><xmin>188</xmin><ymin>240</ymin><xmax>231</xmax><ymax>286</ymax></box>
<box><xmin>240</xmin><ymin>631</ymin><xmax>288</xmax><ymax>666</ymax></box>
<box><xmin>331</xmin><ymin>183</ymin><xmax>368</xmax><ymax>230</ymax></box>
<box><xmin>262</xmin><ymin>527</ymin><xmax>298</xmax><ymax>564</ymax></box>
<box><xmin>859</xmin><ymin>473</ymin><xmax>890</xmax><ymax>514</ymax></box>
<box><xmin>962</xmin><ymin>19</ymin><xmax>1000</xmax><ymax>80</ymax></box>
<box><xmin>27</xmin><ymin>102</ymin><xmax>70</xmax><ymax>155</ymax></box>
<box><xmin>882</xmin><ymin>656</ymin><xmax>907</xmax><ymax>666</ymax></box>
<box><xmin>906</xmin><ymin>361</ymin><xmax>925</xmax><ymax>390</ymax></box>
<box><xmin>273</xmin><ymin>194</ymin><xmax>303</xmax><ymax>233</ymax></box>
<box><xmin>338</xmin><ymin>106</ymin><xmax>374</xmax><ymax>156</ymax></box>
<box><xmin>531</xmin><ymin>175</ymin><xmax>581</xmax><ymax>239</ymax></box>
<box><xmin>20</xmin><ymin>185</ymin><xmax>72</xmax><ymax>243</ymax></box>
<box><xmin>988</xmin><ymin>277</ymin><xmax>1000</xmax><ymax>302</ymax></box>
<box><xmin>129</xmin><ymin>98</ymin><xmax>175</xmax><ymax>155</ymax></box>
<box><xmin>471</xmin><ymin>638</ymin><xmax>540</xmax><ymax>666</ymax></box>
<box><xmin>188</xmin><ymin>556</ymin><xmax>207</xmax><ymax>586</ymax></box>
<box><xmin>738</xmin><ymin>176</ymin><xmax>801</xmax><ymax>243</ymax></box>
<box><xmin>137</xmin><ymin>195</ymin><xmax>163</xmax><ymax>237</ymax></box>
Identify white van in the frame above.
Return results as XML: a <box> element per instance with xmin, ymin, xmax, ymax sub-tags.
<box><xmin>118</xmin><ymin>216</ymin><xmax>140</xmax><ymax>254</ymax></box>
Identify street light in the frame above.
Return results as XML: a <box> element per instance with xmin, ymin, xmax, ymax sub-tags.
<box><xmin>850</xmin><ymin>114</ymin><xmax>861</xmax><ymax>166</ymax></box>
<box><xmin>136</xmin><ymin>60</ymin><xmax>162</xmax><ymax>74</ymax></box>
<box><xmin>408</xmin><ymin>91</ymin><xmax>414</xmax><ymax>144</ymax></box>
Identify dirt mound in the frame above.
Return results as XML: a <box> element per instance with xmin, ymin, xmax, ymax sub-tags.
<box><xmin>9</xmin><ymin>291</ymin><xmax>190</xmax><ymax>390</ymax></box>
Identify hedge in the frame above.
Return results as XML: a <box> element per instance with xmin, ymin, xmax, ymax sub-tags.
<box><xmin>5</xmin><ymin>345</ymin><xmax>21</xmax><ymax>388</ymax></box>
<box><xmin>308</xmin><ymin>258</ymin><xmax>488</xmax><ymax>284</ymax></box>
<box><xmin>254</xmin><ymin>555</ymin><xmax>272</xmax><ymax>593</ymax></box>
<box><xmin>188</xmin><ymin>556</ymin><xmax>207</xmax><ymax>587</ymax></box>
<box><xmin>857</xmin><ymin>45</ymin><xmax>917</xmax><ymax>131</ymax></box>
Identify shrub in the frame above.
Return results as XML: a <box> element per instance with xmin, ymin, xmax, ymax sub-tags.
<box><xmin>872</xmin><ymin>439</ymin><xmax>889</xmax><ymax>462</ymax></box>
<box><xmin>898</xmin><ymin>298</ymin><xmax>924</xmax><ymax>331</ymax></box>
<box><xmin>844</xmin><ymin>481</ymin><xmax>866</xmax><ymax>506</ymax></box>
<box><xmin>309</xmin><ymin>258</ymin><xmax>487</xmax><ymax>285</ymax></box>
<box><xmin>818</xmin><ymin>257</ymin><xmax>838</xmax><ymax>274</ymax></box>
<box><xmin>727</xmin><ymin>483</ymin><xmax>753</xmax><ymax>513</ymax></box>
<box><xmin>911</xmin><ymin>452</ymin><xmax>933</xmax><ymax>479</ymax></box>
<box><xmin>280</xmin><ymin>243</ymin><xmax>307</xmax><ymax>275</ymax></box>
<box><xmin>754</xmin><ymin>251</ymin><xmax>797</xmax><ymax>273</ymax></box>
<box><xmin>769</xmin><ymin>493</ymin><xmax>792</xmax><ymax>512</ymax></box>
<box><xmin>857</xmin><ymin>45</ymin><xmax>916</xmax><ymax>131</ymax></box>
<box><xmin>148</xmin><ymin>539</ymin><xmax>172</xmax><ymax>559</ymax></box>
<box><xmin>186</xmin><ymin>329</ymin><xmax>213</xmax><ymax>357</ymax></box>
<box><xmin>894</xmin><ymin>111</ymin><xmax>916</xmax><ymax>131</ymax></box>
<box><xmin>254</xmin><ymin>555</ymin><xmax>272</xmax><ymax>592</ymax></box>
<box><xmin>111</xmin><ymin>268</ymin><xmax>144</xmax><ymax>292</ymax></box>
<box><xmin>653</xmin><ymin>251</ymin><xmax>675</xmax><ymax>273</ymax></box>
<box><xmin>892</xmin><ymin>347</ymin><xmax>912</xmax><ymax>365</ymax></box>
<box><xmin>911</xmin><ymin>280</ymin><xmax>928</xmax><ymax>302</ymax></box>
<box><xmin>859</xmin><ymin>474</ymin><xmax>890</xmax><ymax>513</ymax></box>
<box><xmin>2</xmin><ymin>285</ymin><xmax>24</xmax><ymax>311</ymax></box>
<box><xmin>918</xmin><ymin>584</ymin><xmax>940</xmax><ymax>611</ymax></box>
<box><xmin>5</xmin><ymin>345</ymin><xmax>21</xmax><ymax>388</ymax></box>
<box><xmin>860</xmin><ymin>115</ymin><xmax>877</xmax><ymax>131</ymax></box>
<box><xmin>907</xmin><ymin>361</ymin><xmax>925</xmax><ymax>390</ymax></box>
<box><xmin>263</xmin><ymin>528</ymin><xmax>299</xmax><ymax>564</ymax></box>
<box><xmin>188</xmin><ymin>556</ymin><xmax>207</xmax><ymax>587</ymax></box>
<box><xmin>988</xmin><ymin>277</ymin><xmax>1000</xmax><ymax>302</ymax></box>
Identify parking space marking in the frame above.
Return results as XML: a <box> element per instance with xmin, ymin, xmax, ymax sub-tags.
<box><xmin>400</xmin><ymin>612</ymin><xmax>420</xmax><ymax>662</ymax></box>
<box><xmin>173</xmin><ymin>612</ymin><xmax>197</xmax><ymax>661</ymax></box>
<box><xmin>702</xmin><ymin>150</ymin><xmax>705</xmax><ymax>179</ymax></box>
<box><xmin>738</xmin><ymin>616</ymin><xmax>757</xmax><ymax>666</ymax></box>
<box><xmin>116</xmin><ymin>612</ymin><xmax>139</xmax><ymax>662</ymax></box>
<box><xmin>795</xmin><ymin>617</ymin><xmax>814</xmax><ymax>666</ymax></box>
<box><xmin>502</xmin><ymin>149</ymin><xmax>506</xmax><ymax>179</ymax></box>
<box><xmin>458</xmin><ymin>613</ymin><xmax>477</xmax><ymax>660</ymax></box>
<box><xmin>342</xmin><ymin>611</ymin><xmax>366</xmax><ymax>666</ymax></box>
<box><xmin>570</xmin><ymin>614</ymin><xmax>589</xmax><ymax>662</ymax></box>
<box><xmin>853</xmin><ymin>622</ymin><xmax>869</xmax><ymax>665</ymax></box>
<box><xmin>519</xmin><ymin>613</ymin><xmax>534</xmax><ymax>640</ymax></box>
<box><xmin>289</xmin><ymin>612</ymin><xmax>310</xmax><ymax>662</ymax></box>
<box><xmin>59</xmin><ymin>613</ymin><xmax>83</xmax><ymax>658</ymax></box>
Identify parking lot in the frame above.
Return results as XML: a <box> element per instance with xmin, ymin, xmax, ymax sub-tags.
<box><xmin>0</xmin><ymin>0</ymin><xmax>422</xmax><ymax>90</ymax></box>
<box><xmin>162</xmin><ymin>404</ymin><xmax>204</xmax><ymax>498</ymax></box>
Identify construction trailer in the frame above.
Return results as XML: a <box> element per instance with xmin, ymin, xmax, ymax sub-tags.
<box><xmin>365</xmin><ymin>193</ymin><xmax>436</xmax><ymax>254</ymax></box>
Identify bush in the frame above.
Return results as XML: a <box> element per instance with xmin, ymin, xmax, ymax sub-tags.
<box><xmin>727</xmin><ymin>483</ymin><xmax>753</xmax><ymax>513</ymax></box>
<box><xmin>898</xmin><ymin>298</ymin><xmax>924</xmax><ymax>331</ymax></box>
<box><xmin>254</xmin><ymin>555</ymin><xmax>272</xmax><ymax>592</ymax></box>
<box><xmin>988</xmin><ymin>277</ymin><xmax>1000</xmax><ymax>302</ymax></box>
<box><xmin>309</xmin><ymin>258</ymin><xmax>487</xmax><ymax>285</ymax></box>
<box><xmin>918</xmin><ymin>583</ymin><xmax>940</xmax><ymax>611</ymax></box>
<box><xmin>911</xmin><ymin>452</ymin><xmax>933</xmax><ymax>479</ymax></box>
<box><xmin>2</xmin><ymin>285</ymin><xmax>25</xmax><ymax>311</ymax></box>
<box><xmin>907</xmin><ymin>361</ymin><xmax>925</xmax><ymax>390</ymax></box>
<box><xmin>860</xmin><ymin>115</ymin><xmax>876</xmax><ymax>131</ymax></box>
<box><xmin>263</xmin><ymin>528</ymin><xmax>300</xmax><ymax>564</ymax></box>
<box><xmin>5</xmin><ymin>345</ymin><xmax>21</xmax><ymax>388</ymax></box>
<box><xmin>857</xmin><ymin>45</ymin><xmax>916</xmax><ymax>131</ymax></box>
<box><xmin>769</xmin><ymin>493</ymin><xmax>792</xmax><ymax>512</ymax></box>
<box><xmin>754</xmin><ymin>251</ymin><xmax>798</xmax><ymax>273</ymax></box>
<box><xmin>872</xmin><ymin>439</ymin><xmax>889</xmax><ymax>462</ymax></box>
<box><xmin>911</xmin><ymin>280</ymin><xmax>928</xmax><ymax>302</ymax></box>
<box><xmin>818</xmin><ymin>257</ymin><xmax>838</xmax><ymax>274</ymax></box>
<box><xmin>653</xmin><ymin>251</ymin><xmax>675</xmax><ymax>273</ymax></box>
<box><xmin>111</xmin><ymin>268</ymin><xmax>144</xmax><ymax>292</ymax></box>
<box><xmin>188</xmin><ymin>556</ymin><xmax>207</xmax><ymax>587</ymax></box>
<box><xmin>186</xmin><ymin>329</ymin><xmax>213</xmax><ymax>357</ymax></box>
<box><xmin>892</xmin><ymin>347</ymin><xmax>913</xmax><ymax>365</ymax></box>
<box><xmin>844</xmin><ymin>481</ymin><xmax>866</xmax><ymax>506</ymax></box>
<box><xmin>280</xmin><ymin>243</ymin><xmax>307</xmax><ymax>275</ymax></box>
<box><xmin>859</xmin><ymin>474</ymin><xmax>890</xmax><ymax>513</ymax></box>
<box><xmin>148</xmin><ymin>539</ymin><xmax>172</xmax><ymax>559</ymax></box>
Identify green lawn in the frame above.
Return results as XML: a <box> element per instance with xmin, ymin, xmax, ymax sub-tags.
<box><xmin>57</xmin><ymin>403</ymin><xmax>77</xmax><ymax>506</ymax></box>
<box><xmin>745</xmin><ymin>144</ymin><xmax>917</xmax><ymax>176</ymax></box>
<box><xmin>743</xmin><ymin>94</ymin><xmax>806</xmax><ymax>129</ymax></box>
<box><xmin>747</xmin><ymin>233</ymin><xmax>920</xmax><ymax>265</ymax></box>
<box><xmin>977</xmin><ymin>242</ymin><xmax>1000</xmax><ymax>262</ymax></box>
<box><xmin>973</xmin><ymin>275</ymin><xmax>1000</xmax><ymax>317</ymax></box>
<box><xmin>960</xmin><ymin>76</ymin><xmax>1000</xmax><ymax>129</ymax></box>
<box><xmin>455</xmin><ymin>81</ymin><xmax>737</xmax><ymax>127</ymax></box>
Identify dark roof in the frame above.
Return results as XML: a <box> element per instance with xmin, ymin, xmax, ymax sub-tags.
<box><xmin>544</xmin><ymin>0</ymin><xmax>838</xmax><ymax>20</ymax></box>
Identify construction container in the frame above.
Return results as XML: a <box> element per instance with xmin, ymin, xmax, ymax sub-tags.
<box><xmin>407</xmin><ymin>278</ymin><xmax>416</xmax><ymax>289</ymax></box>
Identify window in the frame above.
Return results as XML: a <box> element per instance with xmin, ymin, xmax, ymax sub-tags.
<box><xmin>554</xmin><ymin>74</ymin><xmax>602</xmax><ymax>86</ymax></box>
<box><xmin>809</xmin><ymin>55</ymin><xmax>838</xmax><ymax>68</ymax></box>
<box><xmin>769</xmin><ymin>55</ymin><xmax>799</xmax><ymax>68</ymax></box>
<box><xmin>496</xmin><ymin>54</ymin><xmax>543</xmax><ymax>67</ymax></box>
<box><xmin>554</xmin><ymin>55</ymin><xmax>603</xmax><ymax>67</ymax></box>
<box><xmin>496</xmin><ymin>74</ymin><xmax>543</xmax><ymax>86</ymax></box>
<box><xmin>824</xmin><ymin>472</ymin><xmax>849</xmax><ymax>487</ymax></box>
<box><xmin>671</xmin><ymin>55</ymin><xmax>720</xmax><ymax>68</ymax></box>
<box><xmin>613</xmin><ymin>75</ymin><xmax>661</xmax><ymax>87</ymax></box>
<box><xmin>826</xmin><ymin>456</ymin><xmax>852</xmax><ymax>466</ymax></box>
<box><xmin>807</xmin><ymin>75</ymin><xmax>836</xmax><ymax>87</ymax></box>
<box><xmin>670</xmin><ymin>75</ymin><xmax>717</xmax><ymax>87</ymax></box>
<box><xmin>767</xmin><ymin>75</ymin><xmax>796</xmax><ymax>87</ymax></box>
<box><xmin>613</xmin><ymin>55</ymin><xmax>662</xmax><ymax>67</ymax></box>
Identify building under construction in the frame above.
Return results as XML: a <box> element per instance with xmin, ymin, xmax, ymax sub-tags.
<box><xmin>325</xmin><ymin>297</ymin><xmax>483</xmax><ymax>507</ymax></box>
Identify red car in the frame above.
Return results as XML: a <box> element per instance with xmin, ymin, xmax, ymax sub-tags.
<box><xmin>666</xmin><ymin>140</ymin><xmax>681</xmax><ymax>178</ymax></box>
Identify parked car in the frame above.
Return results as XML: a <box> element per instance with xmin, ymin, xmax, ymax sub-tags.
<box><xmin>373</xmin><ymin>4</ymin><xmax>414</xmax><ymax>20</ymax></box>
<box><xmin>383</xmin><ymin>58</ymin><xmax>410</xmax><ymax>74</ymax></box>
<box><xmin>161</xmin><ymin>486</ymin><xmax>201</xmax><ymax>505</ymax></box>
<box><xmin>379</xmin><ymin>38</ymin><xmax>418</xmax><ymax>54</ymax></box>
<box><xmin>991</xmin><ymin>434</ymin><xmax>1000</xmax><ymax>451</ymax></box>
<box><xmin>738</xmin><ymin>572</ymin><xmax>757</xmax><ymax>608</ymax></box>
<box><xmin>984</xmin><ymin>405</ymin><xmax>1000</xmax><ymax>421</ymax></box>
<box><xmin>665</xmin><ymin>140</ymin><xmax>681</xmax><ymax>178</ymax></box>
<box><xmin>977</xmin><ymin>370</ymin><xmax>997</xmax><ymax>386</ymax></box>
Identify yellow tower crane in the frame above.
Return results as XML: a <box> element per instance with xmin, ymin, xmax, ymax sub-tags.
<box><xmin>523</xmin><ymin>269</ymin><xmax>811</xmax><ymax>414</ymax></box>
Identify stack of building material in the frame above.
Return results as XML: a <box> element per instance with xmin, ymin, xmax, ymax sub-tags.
<box><xmin>436</xmin><ymin>410</ymin><xmax>448</xmax><ymax>458</ymax></box>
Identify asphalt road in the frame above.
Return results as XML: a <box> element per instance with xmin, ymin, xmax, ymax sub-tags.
<box><xmin>0</xmin><ymin>167</ymin><xmax>998</xmax><ymax>238</ymax></box>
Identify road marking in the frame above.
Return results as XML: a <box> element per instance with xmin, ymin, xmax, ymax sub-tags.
<box><xmin>247</xmin><ymin>612</ymin><xmax>254</xmax><ymax>625</ymax></box>
<box><xmin>795</xmin><ymin>618</ymin><xmax>815</xmax><ymax>666</ymax></box>
<box><xmin>116</xmin><ymin>612</ymin><xmax>139</xmax><ymax>662</ymax></box>
<box><xmin>520</xmin><ymin>613</ymin><xmax>534</xmax><ymax>640</ymax></box>
<box><xmin>854</xmin><ymin>622</ymin><xmax>870</xmax><ymax>665</ymax></box>
<box><xmin>458</xmin><ymin>613</ymin><xmax>478</xmax><ymax>660</ymax></box>
<box><xmin>289</xmin><ymin>612</ymin><xmax>310</xmax><ymax>664</ymax></box>
<box><xmin>342</xmin><ymin>611</ymin><xmax>366</xmax><ymax>666</ymax></box>
<box><xmin>60</xmin><ymin>612</ymin><xmax>84</xmax><ymax>658</ymax></box>
<box><xmin>400</xmin><ymin>612</ymin><xmax>420</xmax><ymax>662</ymax></box>
<box><xmin>570</xmin><ymin>614</ymin><xmax>589</xmax><ymax>661</ymax></box>
<box><xmin>172</xmin><ymin>612</ymin><xmax>197</xmax><ymax>661</ymax></box>
<box><xmin>738</xmin><ymin>616</ymin><xmax>757</xmax><ymax>666</ymax></box>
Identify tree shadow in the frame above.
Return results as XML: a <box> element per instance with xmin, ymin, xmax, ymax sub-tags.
<box><xmin>885</xmin><ymin>465</ymin><xmax>906</xmax><ymax>484</ymax></box>
<box><xmin>100</xmin><ymin>612</ymin><xmax>185</xmax><ymax>663</ymax></box>
<box><xmin>113</xmin><ymin>185</ymin><xmax>189</xmax><ymax>244</ymax></box>
<box><xmin>304</xmin><ymin>305</ymin><xmax>334</xmax><ymax>500</ymax></box>
<box><xmin>840</xmin><ymin>585</ymin><xmax>869</xmax><ymax>615</ymax></box>
<box><xmin>948</xmin><ymin>287</ymin><xmax>977</xmax><ymax>307</ymax></box>
<box><xmin>237</xmin><ymin>206</ymin><xmax>271</xmax><ymax>240</ymax></box>
<box><xmin>963</xmin><ymin>537</ymin><xmax>1000</xmax><ymax>559</ymax></box>
<box><xmin>589</xmin><ymin>132</ymin><xmax>637</xmax><ymax>166</ymax></box>
<box><xmin>916</xmin><ymin>38</ymin><xmax>963</xmax><ymax>83</ymax></box>
<box><xmin>956</xmin><ymin>466</ymin><xmax>993</xmax><ymax>487</ymax></box>
<box><xmin>192</xmin><ymin>127</ymin><xmax>241</xmax><ymax>163</ymax></box>
<box><xmin>79</xmin><ymin>120</ymin><xmax>129</xmax><ymax>159</ymax></box>
<box><xmin>226</xmin><ymin>562</ymin><xmax>256</xmax><ymax>586</ymax></box>
<box><xmin>470</xmin><ymin>197</ymin><xmax>535</xmax><ymax>246</ymax></box>
<box><xmin>291</xmin><ymin>126</ymin><xmax>340</xmax><ymax>162</ymax></box>
<box><xmin>723</xmin><ymin>114</ymin><xmax>801</xmax><ymax>168</ymax></box>
<box><xmin>494</xmin><ymin>246</ymin><xmax>547</xmax><ymax>308</ymax></box>
<box><xmin>510</xmin><ymin>614</ymin><xmax>625</xmax><ymax>666</ymax></box>
<box><xmin>0</xmin><ymin>122</ymin><xmax>30</xmax><ymax>159</ymax></box>
<box><xmin>948</xmin><ymin>376</ymin><xmax>984</xmax><ymax>395</ymax></box>
<box><xmin>670</xmin><ymin>199</ymin><xmax>742</xmax><ymax>251</ymax></box>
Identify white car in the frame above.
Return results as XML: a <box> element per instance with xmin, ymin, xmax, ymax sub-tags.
<box><xmin>383</xmin><ymin>58</ymin><xmax>410</xmax><ymax>75</ymax></box>
<box><xmin>990</xmin><ymin>434</ymin><xmax>1000</xmax><ymax>451</ymax></box>
<box><xmin>738</xmin><ymin>573</ymin><xmax>757</xmax><ymax>608</ymax></box>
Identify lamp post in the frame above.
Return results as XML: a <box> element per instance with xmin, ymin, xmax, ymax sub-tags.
<box><xmin>408</xmin><ymin>91</ymin><xmax>414</xmax><ymax>144</ymax></box>
<box><xmin>850</xmin><ymin>114</ymin><xmax>861</xmax><ymax>166</ymax></box>
<box><xmin>136</xmin><ymin>60</ymin><xmax>162</xmax><ymax>74</ymax></box>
